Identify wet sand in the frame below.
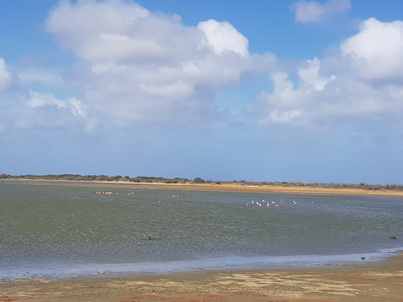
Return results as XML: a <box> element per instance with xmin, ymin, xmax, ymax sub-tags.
<box><xmin>1</xmin><ymin>253</ymin><xmax>403</xmax><ymax>302</ymax></box>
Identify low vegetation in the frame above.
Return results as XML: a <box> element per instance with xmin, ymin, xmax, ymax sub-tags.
<box><xmin>1</xmin><ymin>173</ymin><xmax>402</xmax><ymax>191</ymax></box>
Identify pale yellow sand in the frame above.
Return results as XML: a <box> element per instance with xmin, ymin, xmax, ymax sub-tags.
<box><xmin>1</xmin><ymin>253</ymin><xmax>403</xmax><ymax>302</ymax></box>
<box><xmin>11</xmin><ymin>179</ymin><xmax>403</xmax><ymax>197</ymax></box>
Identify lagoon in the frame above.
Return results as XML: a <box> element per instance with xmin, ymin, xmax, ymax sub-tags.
<box><xmin>1</xmin><ymin>180</ymin><xmax>402</xmax><ymax>279</ymax></box>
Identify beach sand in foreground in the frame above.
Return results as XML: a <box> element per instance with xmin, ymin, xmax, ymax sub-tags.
<box><xmin>1</xmin><ymin>253</ymin><xmax>403</xmax><ymax>302</ymax></box>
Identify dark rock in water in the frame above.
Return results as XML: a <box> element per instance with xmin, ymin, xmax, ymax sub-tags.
<box><xmin>361</xmin><ymin>257</ymin><xmax>365</xmax><ymax>260</ymax></box>
<box><xmin>389</xmin><ymin>236</ymin><xmax>397</xmax><ymax>240</ymax></box>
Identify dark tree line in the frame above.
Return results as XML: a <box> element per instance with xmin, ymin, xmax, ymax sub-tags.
<box><xmin>1</xmin><ymin>174</ymin><xmax>402</xmax><ymax>191</ymax></box>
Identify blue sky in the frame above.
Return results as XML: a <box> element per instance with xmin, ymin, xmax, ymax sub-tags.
<box><xmin>1</xmin><ymin>0</ymin><xmax>403</xmax><ymax>184</ymax></box>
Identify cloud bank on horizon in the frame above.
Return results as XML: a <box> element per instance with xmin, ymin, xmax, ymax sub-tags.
<box><xmin>1</xmin><ymin>0</ymin><xmax>402</xmax><ymax>183</ymax></box>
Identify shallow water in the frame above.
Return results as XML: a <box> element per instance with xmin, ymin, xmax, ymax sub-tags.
<box><xmin>0</xmin><ymin>181</ymin><xmax>402</xmax><ymax>278</ymax></box>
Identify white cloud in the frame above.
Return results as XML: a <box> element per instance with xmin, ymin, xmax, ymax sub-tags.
<box><xmin>341</xmin><ymin>18</ymin><xmax>403</xmax><ymax>82</ymax></box>
<box><xmin>138</xmin><ymin>80</ymin><xmax>193</xmax><ymax>98</ymax></box>
<box><xmin>46</xmin><ymin>0</ymin><xmax>150</xmax><ymax>58</ymax></box>
<box><xmin>197</xmin><ymin>19</ymin><xmax>249</xmax><ymax>57</ymax></box>
<box><xmin>11</xmin><ymin>0</ymin><xmax>401</xmax><ymax>145</ymax></box>
<box><xmin>263</xmin><ymin>110</ymin><xmax>302</xmax><ymax>125</ymax></box>
<box><xmin>293</xmin><ymin>1</ymin><xmax>323</xmax><ymax>23</ymax></box>
<box><xmin>252</xmin><ymin>37</ymin><xmax>403</xmax><ymax>134</ymax></box>
<box><xmin>270</xmin><ymin>72</ymin><xmax>300</xmax><ymax>104</ymax></box>
<box><xmin>45</xmin><ymin>0</ymin><xmax>274</xmax><ymax>128</ymax></box>
<box><xmin>8</xmin><ymin>91</ymin><xmax>95</xmax><ymax>131</ymax></box>
<box><xmin>251</xmin><ymin>17</ymin><xmax>403</xmax><ymax>135</ymax></box>
<box><xmin>255</xmin><ymin>59</ymin><xmax>335</xmax><ymax>127</ymax></box>
<box><xmin>0</xmin><ymin>58</ymin><xmax>12</xmax><ymax>91</ymax></box>
<box><xmin>292</xmin><ymin>0</ymin><xmax>351</xmax><ymax>23</ymax></box>
<box><xmin>27</xmin><ymin>90</ymin><xmax>65</xmax><ymax>108</ymax></box>
<box><xmin>297</xmin><ymin>58</ymin><xmax>335</xmax><ymax>91</ymax></box>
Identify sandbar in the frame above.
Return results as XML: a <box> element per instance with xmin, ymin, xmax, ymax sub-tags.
<box><xmin>6</xmin><ymin>179</ymin><xmax>403</xmax><ymax>197</ymax></box>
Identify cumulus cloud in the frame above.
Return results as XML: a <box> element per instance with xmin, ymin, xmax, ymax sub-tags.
<box><xmin>32</xmin><ymin>91</ymin><xmax>93</xmax><ymax>129</ymax></box>
<box><xmin>1</xmin><ymin>0</ymin><xmax>275</xmax><ymax>136</ymax></box>
<box><xmin>44</xmin><ymin>0</ymin><xmax>274</xmax><ymax>129</ymax></box>
<box><xmin>341</xmin><ymin>17</ymin><xmax>403</xmax><ymax>83</ymax></box>
<box><xmin>6</xmin><ymin>0</ymin><xmax>400</xmax><ymax>146</ymax></box>
<box><xmin>46</xmin><ymin>0</ymin><xmax>150</xmax><ymax>61</ymax></box>
<box><xmin>292</xmin><ymin>0</ymin><xmax>351</xmax><ymax>23</ymax></box>
<box><xmin>298</xmin><ymin>58</ymin><xmax>335</xmax><ymax>91</ymax></box>
<box><xmin>254</xmin><ymin>67</ymin><xmax>402</xmax><ymax>134</ymax></box>
<box><xmin>252</xmin><ymin>18</ymin><xmax>403</xmax><ymax>136</ymax></box>
<box><xmin>0</xmin><ymin>58</ymin><xmax>12</xmax><ymax>91</ymax></box>
<box><xmin>197</xmin><ymin>19</ymin><xmax>249</xmax><ymax>57</ymax></box>
<box><xmin>4</xmin><ymin>91</ymin><xmax>95</xmax><ymax>132</ymax></box>
<box><xmin>255</xmin><ymin>58</ymin><xmax>336</xmax><ymax>127</ymax></box>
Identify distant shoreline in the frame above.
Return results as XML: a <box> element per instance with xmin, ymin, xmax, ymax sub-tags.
<box><xmin>4</xmin><ymin>178</ymin><xmax>403</xmax><ymax>197</ymax></box>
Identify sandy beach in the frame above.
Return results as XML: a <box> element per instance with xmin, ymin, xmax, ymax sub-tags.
<box><xmin>117</xmin><ymin>182</ymin><xmax>403</xmax><ymax>197</ymax></box>
<box><xmin>9</xmin><ymin>179</ymin><xmax>403</xmax><ymax>197</ymax></box>
<box><xmin>1</xmin><ymin>253</ymin><xmax>402</xmax><ymax>302</ymax></box>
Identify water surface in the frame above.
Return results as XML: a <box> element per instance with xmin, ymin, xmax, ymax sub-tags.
<box><xmin>0</xmin><ymin>181</ymin><xmax>402</xmax><ymax>278</ymax></box>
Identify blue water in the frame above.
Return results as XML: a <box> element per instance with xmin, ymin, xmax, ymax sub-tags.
<box><xmin>1</xmin><ymin>180</ymin><xmax>402</xmax><ymax>279</ymax></box>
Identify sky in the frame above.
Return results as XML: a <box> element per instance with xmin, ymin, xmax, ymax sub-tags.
<box><xmin>1</xmin><ymin>0</ymin><xmax>403</xmax><ymax>184</ymax></box>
